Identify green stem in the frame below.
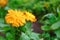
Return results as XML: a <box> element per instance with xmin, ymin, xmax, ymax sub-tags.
<box><xmin>15</xmin><ymin>28</ymin><xmax>21</xmax><ymax>40</ymax></box>
<box><xmin>0</xmin><ymin>7</ymin><xmax>4</xmax><ymax>18</ymax></box>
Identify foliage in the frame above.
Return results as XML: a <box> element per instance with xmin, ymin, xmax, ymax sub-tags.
<box><xmin>40</xmin><ymin>12</ymin><xmax>60</xmax><ymax>40</ymax></box>
<box><xmin>0</xmin><ymin>0</ymin><xmax>60</xmax><ymax>40</ymax></box>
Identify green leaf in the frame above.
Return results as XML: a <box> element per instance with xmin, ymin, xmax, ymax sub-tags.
<box><xmin>0</xmin><ymin>18</ymin><xmax>9</xmax><ymax>28</ymax></box>
<box><xmin>41</xmin><ymin>13</ymin><xmax>57</xmax><ymax>24</ymax></box>
<box><xmin>21</xmin><ymin>22</ymin><xmax>32</xmax><ymax>32</ymax></box>
<box><xmin>42</xmin><ymin>32</ymin><xmax>50</xmax><ymax>38</ymax></box>
<box><xmin>51</xmin><ymin>21</ymin><xmax>60</xmax><ymax>30</ymax></box>
<box><xmin>0</xmin><ymin>36</ymin><xmax>6</xmax><ymax>40</ymax></box>
<box><xmin>6</xmin><ymin>33</ymin><xmax>14</xmax><ymax>40</ymax></box>
<box><xmin>19</xmin><ymin>32</ymin><xmax>30</xmax><ymax>40</ymax></box>
<box><xmin>20</xmin><ymin>32</ymin><xmax>40</xmax><ymax>40</ymax></box>
<box><xmin>55</xmin><ymin>29</ymin><xmax>60</xmax><ymax>38</ymax></box>
<box><xmin>24</xmin><ymin>29</ymin><xmax>40</xmax><ymax>40</ymax></box>
<box><xmin>25</xmin><ymin>22</ymin><xmax>32</xmax><ymax>29</ymax></box>
<box><xmin>0</xmin><ymin>23</ymin><xmax>9</xmax><ymax>28</ymax></box>
<box><xmin>2</xmin><ymin>27</ymin><xmax>11</xmax><ymax>32</ymax></box>
<box><xmin>41</xmin><ymin>25</ymin><xmax>51</xmax><ymax>31</ymax></box>
<box><xmin>4</xmin><ymin>7</ymin><xmax>10</xmax><ymax>10</ymax></box>
<box><xmin>0</xmin><ymin>18</ymin><xmax>4</xmax><ymax>23</ymax></box>
<box><xmin>0</xmin><ymin>23</ymin><xmax>9</xmax><ymax>32</ymax></box>
<box><xmin>29</xmin><ymin>32</ymin><xmax>40</xmax><ymax>40</ymax></box>
<box><xmin>54</xmin><ymin>38</ymin><xmax>58</xmax><ymax>40</ymax></box>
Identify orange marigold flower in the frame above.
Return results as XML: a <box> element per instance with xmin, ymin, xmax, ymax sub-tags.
<box><xmin>5</xmin><ymin>10</ymin><xmax>26</xmax><ymax>27</ymax></box>
<box><xmin>0</xmin><ymin>0</ymin><xmax>8</xmax><ymax>7</ymax></box>
<box><xmin>24</xmin><ymin>11</ymin><xmax>37</xmax><ymax>22</ymax></box>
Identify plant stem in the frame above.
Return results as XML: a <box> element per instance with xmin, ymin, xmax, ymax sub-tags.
<box><xmin>15</xmin><ymin>28</ymin><xmax>21</xmax><ymax>40</ymax></box>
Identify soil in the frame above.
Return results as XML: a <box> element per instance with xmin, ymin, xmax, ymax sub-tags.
<box><xmin>32</xmin><ymin>22</ymin><xmax>43</xmax><ymax>34</ymax></box>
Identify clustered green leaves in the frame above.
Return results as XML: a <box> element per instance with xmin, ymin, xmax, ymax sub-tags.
<box><xmin>0</xmin><ymin>0</ymin><xmax>60</xmax><ymax>40</ymax></box>
<box><xmin>40</xmin><ymin>7</ymin><xmax>60</xmax><ymax>40</ymax></box>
